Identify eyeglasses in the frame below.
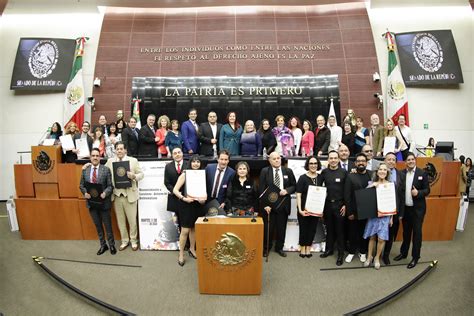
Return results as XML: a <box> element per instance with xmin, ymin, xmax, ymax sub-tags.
<box><xmin>364</xmin><ymin>150</ymin><xmax>373</xmax><ymax>153</ymax></box>
<box><xmin>309</xmin><ymin>162</ymin><xmax>318</xmax><ymax>165</ymax></box>
<box><xmin>355</xmin><ymin>160</ymin><xmax>367</xmax><ymax>163</ymax></box>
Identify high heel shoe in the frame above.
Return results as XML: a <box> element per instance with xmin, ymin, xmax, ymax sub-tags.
<box><xmin>299</xmin><ymin>253</ymin><xmax>305</xmax><ymax>258</ymax></box>
<box><xmin>374</xmin><ymin>259</ymin><xmax>381</xmax><ymax>270</ymax></box>
<box><xmin>305</xmin><ymin>253</ymin><xmax>313</xmax><ymax>258</ymax></box>
<box><xmin>364</xmin><ymin>257</ymin><xmax>373</xmax><ymax>267</ymax></box>
<box><xmin>178</xmin><ymin>260</ymin><xmax>185</xmax><ymax>267</ymax></box>
<box><xmin>188</xmin><ymin>250</ymin><xmax>197</xmax><ymax>259</ymax></box>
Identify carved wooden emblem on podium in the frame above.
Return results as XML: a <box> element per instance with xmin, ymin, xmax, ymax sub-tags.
<box><xmin>204</xmin><ymin>232</ymin><xmax>256</xmax><ymax>269</ymax></box>
<box><xmin>33</xmin><ymin>150</ymin><xmax>54</xmax><ymax>174</ymax></box>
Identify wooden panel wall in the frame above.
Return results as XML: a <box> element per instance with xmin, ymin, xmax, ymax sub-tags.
<box><xmin>93</xmin><ymin>3</ymin><xmax>381</xmax><ymax>124</ymax></box>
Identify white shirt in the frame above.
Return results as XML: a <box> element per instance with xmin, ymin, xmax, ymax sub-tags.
<box><xmin>367</xmin><ymin>159</ymin><xmax>373</xmax><ymax>171</ymax></box>
<box><xmin>273</xmin><ymin>167</ymin><xmax>284</xmax><ymax>190</ymax></box>
<box><xmin>405</xmin><ymin>168</ymin><xmax>415</xmax><ymax>206</ymax></box>
<box><xmin>340</xmin><ymin>160</ymin><xmax>349</xmax><ymax>171</ymax></box>
<box><xmin>191</xmin><ymin>120</ymin><xmax>198</xmax><ymax>131</ymax></box>
<box><xmin>328</xmin><ymin>125</ymin><xmax>342</xmax><ymax>151</ymax></box>
<box><xmin>212</xmin><ymin>166</ymin><xmax>227</xmax><ymax>197</ymax></box>
<box><xmin>210</xmin><ymin>123</ymin><xmax>218</xmax><ymax>150</ymax></box>
<box><xmin>398</xmin><ymin>125</ymin><xmax>413</xmax><ymax>151</ymax></box>
<box><xmin>292</xmin><ymin>128</ymin><xmax>302</xmax><ymax>155</ymax></box>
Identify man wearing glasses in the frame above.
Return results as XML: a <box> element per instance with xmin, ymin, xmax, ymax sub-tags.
<box><xmin>361</xmin><ymin>144</ymin><xmax>381</xmax><ymax>171</ymax></box>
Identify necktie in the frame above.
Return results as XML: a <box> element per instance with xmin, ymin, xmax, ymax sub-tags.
<box><xmin>343</xmin><ymin>163</ymin><xmax>347</xmax><ymax>171</ymax></box>
<box><xmin>177</xmin><ymin>162</ymin><xmax>181</xmax><ymax>174</ymax></box>
<box><xmin>212</xmin><ymin>168</ymin><xmax>223</xmax><ymax>198</ymax></box>
<box><xmin>274</xmin><ymin>169</ymin><xmax>281</xmax><ymax>188</ymax></box>
<box><xmin>92</xmin><ymin>167</ymin><xmax>97</xmax><ymax>183</ymax></box>
<box><xmin>133</xmin><ymin>128</ymin><xmax>138</xmax><ymax>140</ymax></box>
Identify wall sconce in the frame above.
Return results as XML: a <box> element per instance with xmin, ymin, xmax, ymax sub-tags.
<box><xmin>93</xmin><ymin>77</ymin><xmax>101</xmax><ymax>87</ymax></box>
<box><xmin>374</xmin><ymin>93</ymin><xmax>383</xmax><ymax>109</ymax></box>
<box><xmin>87</xmin><ymin>96</ymin><xmax>96</xmax><ymax>111</ymax></box>
<box><xmin>373</xmin><ymin>72</ymin><xmax>380</xmax><ymax>82</ymax></box>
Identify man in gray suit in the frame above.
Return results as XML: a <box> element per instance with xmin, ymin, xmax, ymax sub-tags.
<box><xmin>362</xmin><ymin>144</ymin><xmax>381</xmax><ymax>171</ymax></box>
<box><xmin>80</xmin><ymin>148</ymin><xmax>116</xmax><ymax>255</ymax></box>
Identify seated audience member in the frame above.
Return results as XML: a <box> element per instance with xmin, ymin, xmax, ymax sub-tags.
<box><xmin>272</xmin><ymin>115</ymin><xmax>294</xmax><ymax>157</ymax></box>
<box><xmin>220</xmin><ymin>112</ymin><xmax>243</xmax><ymax>156</ymax></box>
<box><xmin>314</xmin><ymin>115</ymin><xmax>330</xmax><ymax>156</ymax></box>
<box><xmin>296</xmin><ymin>156</ymin><xmax>321</xmax><ymax>258</ymax></box>
<box><xmin>198</xmin><ymin>111</ymin><xmax>222</xmax><ymax>157</ymax></box>
<box><xmin>121</xmin><ymin>117</ymin><xmax>140</xmax><ymax>157</ymax></box>
<box><xmin>300</xmin><ymin>120</ymin><xmax>314</xmax><ymax>156</ymax></box>
<box><xmin>288</xmin><ymin>116</ymin><xmax>303</xmax><ymax>155</ymax></box>
<box><xmin>165</xmin><ymin>120</ymin><xmax>183</xmax><ymax>155</ymax></box>
<box><xmin>225</xmin><ymin>161</ymin><xmax>258</xmax><ymax>216</ymax></box>
<box><xmin>173</xmin><ymin>155</ymin><xmax>206</xmax><ymax>266</ymax></box>
<box><xmin>258</xmin><ymin>119</ymin><xmax>277</xmax><ymax>155</ymax></box>
<box><xmin>155</xmin><ymin>115</ymin><xmax>170</xmax><ymax>157</ymax></box>
<box><xmin>138</xmin><ymin>114</ymin><xmax>158</xmax><ymax>157</ymax></box>
<box><xmin>240</xmin><ymin>120</ymin><xmax>262</xmax><ymax>156</ymax></box>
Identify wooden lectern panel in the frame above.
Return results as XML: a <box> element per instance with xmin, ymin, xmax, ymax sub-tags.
<box><xmin>58</xmin><ymin>164</ymin><xmax>80</xmax><ymax>198</ymax></box>
<box><xmin>14</xmin><ymin>164</ymin><xmax>35</xmax><ymax>197</ymax></box>
<box><xmin>34</xmin><ymin>183</ymin><xmax>59</xmax><ymax>199</ymax></box>
<box><xmin>415</xmin><ymin>157</ymin><xmax>443</xmax><ymax>196</ymax></box>
<box><xmin>31</xmin><ymin>145</ymin><xmax>62</xmax><ymax>183</ymax></box>
<box><xmin>195</xmin><ymin>217</ymin><xmax>263</xmax><ymax>295</ymax></box>
<box><xmin>441</xmin><ymin>161</ymin><xmax>460</xmax><ymax>196</ymax></box>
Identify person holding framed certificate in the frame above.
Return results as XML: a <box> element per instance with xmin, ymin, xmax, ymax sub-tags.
<box><xmin>173</xmin><ymin>155</ymin><xmax>207</xmax><ymax>266</ymax></box>
<box><xmin>296</xmin><ymin>156</ymin><xmax>322</xmax><ymax>258</ymax></box>
<box><xmin>363</xmin><ymin>163</ymin><xmax>394</xmax><ymax>270</ymax></box>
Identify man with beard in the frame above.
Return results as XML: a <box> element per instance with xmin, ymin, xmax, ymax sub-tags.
<box><xmin>344</xmin><ymin>153</ymin><xmax>372</xmax><ymax>263</ymax></box>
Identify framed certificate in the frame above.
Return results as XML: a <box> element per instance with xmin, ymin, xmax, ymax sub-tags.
<box><xmin>112</xmin><ymin>161</ymin><xmax>132</xmax><ymax>188</ymax></box>
<box><xmin>305</xmin><ymin>186</ymin><xmax>326</xmax><ymax>217</ymax></box>
<box><xmin>75</xmin><ymin>138</ymin><xmax>90</xmax><ymax>158</ymax></box>
<box><xmin>376</xmin><ymin>182</ymin><xmax>397</xmax><ymax>217</ymax></box>
<box><xmin>383</xmin><ymin>136</ymin><xmax>396</xmax><ymax>156</ymax></box>
<box><xmin>59</xmin><ymin>135</ymin><xmax>75</xmax><ymax>152</ymax></box>
<box><xmin>185</xmin><ymin>170</ymin><xmax>207</xmax><ymax>199</ymax></box>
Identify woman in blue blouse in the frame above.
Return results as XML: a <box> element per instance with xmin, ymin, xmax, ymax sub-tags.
<box><xmin>240</xmin><ymin>120</ymin><xmax>262</xmax><ymax>156</ymax></box>
<box><xmin>165</xmin><ymin>120</ymin><xmax>183</xmax><ymax>156</ymax></box>
<box><xmin>219</xmin><ymin>112</ymin><xmax>243</xmax><ymax>156</ymax></box>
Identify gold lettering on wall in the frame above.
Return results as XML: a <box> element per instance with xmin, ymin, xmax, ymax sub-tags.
<box><xmin>139</xmin><ymin>44</ymin><xmax>330</xmax><ymax>62</ymax></box>
<box><xmin>164</xmin><ymin>86</ymin><xmax>303</xmax><ymax>97</ymax></box>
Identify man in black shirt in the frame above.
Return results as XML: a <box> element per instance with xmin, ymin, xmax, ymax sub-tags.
<box><xmin>318</xmin><ymin>150</ymin><xmax>348</xmax><ymax>265</ymax></box>
<box><xmin>344</xmin><ymin>153</ymin><xmax>372</xmax><ymax>263</ymax></box>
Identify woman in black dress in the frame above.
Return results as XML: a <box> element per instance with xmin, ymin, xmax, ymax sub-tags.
<box><xmin>296</xmin><ymin>156</ymin><xmax>321</xmax><ymax>258</ymax></box>
<box><xmin>341</xmin><ymin>121</ymin><xmax>355</xmax><ymax>155</ymax></box>
<box><xmin>258</xmin><ymin>118</ymin><xmax>277</xmax><ymax>155</ymax></box>
<box><xmin>173</xmin><ymin>155</ymin><xmax>207</xmax><ymax>266</ymax></box>
<box><xmin>225</xmin><ymin>161</ymin><xmax>258</xmax><ymax>216</ymax></box>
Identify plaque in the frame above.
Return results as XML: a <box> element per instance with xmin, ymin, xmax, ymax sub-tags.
<box><xmin>259</xmin><ymin>184</ymin><xmax>285</xmax><ymax>210</ymax></box>
<box><xmin>112</xmin><ymin>161</ymin><xmax>132</xmax><ymax>189</ymax></box>
<box><xmin>354</xmin><ymin>187</ymin><xmax>377</xmax><ymax>220</ymax></box>
<box><xmin>84</xmin><ymin>182</ymin><xmax>104</xmax><ymax>206</ymax></box>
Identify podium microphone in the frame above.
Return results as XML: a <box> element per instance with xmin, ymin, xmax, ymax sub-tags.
<box><xmin>38</xmin><ymin>127</ymin><xmax>51</xmax><ymax>145</ymax></box>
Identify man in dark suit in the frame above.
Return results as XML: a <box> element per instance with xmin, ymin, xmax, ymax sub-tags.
<box><xmin>394</xmin><ymin>152</ymin><xmax>430</xmax><ymax>269</ymax></box>
<box><xmin>259</xmin><ymin>152</ymin><xmax>296</xmax><ymax>257</ymax></box>
<box><xmin>181</xmin><ymin>108</ymin><xmax>199</xmax><ymax>154</ymax></box>
<box><xmin>79</xmin><ymin>148</ymin><xmax>116</xmax><ymax>255</ymax></box>
<box><xmin>198</xmin><ymin>111</ymin><xmax>222</xmax><ymax>156</ymax></box>
<box><xmin>164</xmin><ymin>147</ymin><xmax>188</xmax><ymax>216</ymax></box>
<box><xmin>94</xmin><ymin>114</ymin><xmax>109</xmax><ymax>136</ymax></box>
<box><xmin>205</xmin><ymin>150</ymin><xmax>235</xmax><ymax>209</ymax></box>
<box><xmin>338</xmin><ymin>144</ymin><xmax>354</xmax><ymax>172</ymax></box>
<box><xmin>314</xmin><ymin>115</ymin><xmax>331</xmax><ymax>156</ymax></box>
<box><xmin>121</xmin><ymin>117</ymin><xmax>140</xmax><ymax>157</ymax></box>
<box><xmin>382</xmin><ymin>151</ymin><xmax>406</xmax><ymax>265</ymax></box>
<box><xmin>138</xmin><ymin>114</ymin><xmax>158</xmax><ymax>157</ymax></box>
<box><xmin>73</xmin><ymin>121</ymin><xmax>93</xmax><ymax>158</ymax></box>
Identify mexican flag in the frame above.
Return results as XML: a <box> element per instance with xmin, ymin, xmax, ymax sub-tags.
<box><xmin>385</xmin><ymin>32</ymin><xmax>409</xmax><ymax>126</ymax></box>
<box><xmin>132</xmin><ymin>96</ymin><xmax>142</xmax><ymax>129</ymax></box>
<box><xmin>63</xmin><ymin>37</ymin><xmax>88</xmax><ymax>127</ymax></box>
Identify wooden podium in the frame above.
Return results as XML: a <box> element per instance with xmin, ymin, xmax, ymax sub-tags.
<box><xmin>195</xmin><ymin>217</ymin><xmax>263</xmax><ymax>295</ymax></box>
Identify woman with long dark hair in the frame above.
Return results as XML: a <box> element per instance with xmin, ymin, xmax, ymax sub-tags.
<box><xmin>173</xmin><ymin>155</ymin><xmax>206</xmax><ymax>266</ymax></box>
<box><xmin>258</xmin><ymin>119</ymin><xmax>276</xmax><ymax>155</ymax></box>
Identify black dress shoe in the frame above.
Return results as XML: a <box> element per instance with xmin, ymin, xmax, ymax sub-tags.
<box><xmin>336</xmin><ymin>255</ymin><xmax>344</xmax><ymax>266</ymax></box>
<box><xmin>276</xmin><ymin>250</ymin><xmax>287</xmax><ymax>257</ymax></box>
<box><xmin>407</xmin><ymin>258</ymin><xmax>418</xmax><ymax>269</ymax></box>
<box><xmin>320</xmin><ymin>251</ymin><xmax>333</xmax><ymax>258</ymax></box>
<box><xmin>178</xmin><ymin>260</ymin><xmax>185</xmax><ymax>267</ymax></box>
<box><xmin>306</xmin><ymin>254</ymin><xmax>313</xmax><ymax>258</ymax></box>
<box><xmin>97</xmin><ymin>245</ymin><xmax>109</xmax><ymax>255</ymax></box>
<box><xmin>299</xmin><ymin>253</ymin><xmax>305</xmax><ymax>258</ymax></box>
<box><xmin>393</xmin><ymin>254</ymin><xmax>407</xmax><ymax>261</ymax></box>
<box><xmin>188</xmin><ymin>249</ymin><xmax>197</xmax><ymax>259</ymax></box>
<box><xmin>110</xmin><ymin>245</ymin><xmax>117</xmax><ymax>255</ymax></box>
<box><xmin>382</xmin><ymin>255</ymin><xmax>390</xmax><ymax>265</ymax></box>
<box><xmin>263</xmin><ymin>251</ymin><xmax>268</xmax><ymax>257</ymax></box>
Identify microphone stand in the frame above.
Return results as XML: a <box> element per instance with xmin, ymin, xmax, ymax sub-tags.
<box><xmin>38</xmin><ymin>127</ymin><xmax>51</xmax><ymax>145</ymax></box>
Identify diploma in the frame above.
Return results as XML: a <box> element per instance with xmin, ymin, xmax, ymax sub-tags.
<box><xmin>75</xmin><ymin>138</ymin><xmax>90</xmax><ymax>158</ymax></box>
<box><xmin>42</xmin><ymin>139</ymin><xmax>56</xmax><ymax>146</ymax></box>
<box><xmin>59</xmin><ymin>135</ymin><xmax>75</xmax><ymax>152</ymax></box>
<box><xmin>304</xmin><ymin>186</ymin><xmax>326</xmax><ymax>217</ymax></box>
<box><xmin>376</xmin><ymin>182</ymin><xmax>397</xmax><ymax>217</ymax></box>
<box><xmin>185</xmin><ymin>170</ymin><xmax>207</xmax><ymax>199</ymax></box>
<box><xmin>383</xmin><ymin>136</ymin><xmax>396</xmax><ymax>156</ymax></box>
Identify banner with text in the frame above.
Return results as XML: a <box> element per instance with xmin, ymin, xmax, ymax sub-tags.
<box><xmin>138</xmin><ymin>160</ymin><xmax>179</xmax><ymax>250</ymax></box>
<box><xmin>395</xmin><ymin>30</ymin><xmax>463</xmax><ymax>85</ymax></box>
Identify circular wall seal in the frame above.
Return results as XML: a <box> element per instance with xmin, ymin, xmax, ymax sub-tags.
<box><xmin>28</xmin><ymin>40</ymin><xmax>59</xmax><ymax>78</ymax></box>
<box><xmin>412</xmin><ymin>33</ymin><xmax>443</xmax><ymax>73</ymax></box>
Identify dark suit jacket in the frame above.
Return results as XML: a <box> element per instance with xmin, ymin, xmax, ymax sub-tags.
<box><xmin>138</xmin><ymin>125</ymin><xmax>157</xmax><ymax>157</ymax></box>
<box><xmin>344</xmin><ymin>171</ymin><xmax>373</xmax><ymax>217</ymax></box>
<box><xmin>79</xmin><ymin>165</ymin><xmax>113</xmax><ymax>210</ymax></box>
<box><xmin>314</xmin><ymin>126</ymin><xmax>331</xmax><ymax>154</ymax></box>
<box><xmin>93</xmin><ymin>124</ymin><xmax>109</xmax><ymax>136</ymax></box>
<box><xmin>339</xmin><ymin>160</ymin><xmax>355</xmax><ymax>172</ymax></box>
<box><xmin>390</xmin><ymin>168</ymin><xmax>406</xmax><ymax>219</ymax></box>
<box><xmin>258</xmin><ymin>166</ymin><xmax>296</xmax><ymax>214</ymax></box>
<box><xmin>181</xmin><ymin>120</ymin><xmax>199</xmax><ymax>153</ymax></box>
<box><xmin>205</xmin><ymin>164</ymin><xmax>236</xmax><ymax>204</ymax></box>
<box><xmin>198</xmin><ymin>122</ymin><xmax>222</xmax><ymax>156</ymax></box>
<box><xmin>401</xmin><ymin>167</ymin><xmax>430</xmax><ymax>217</ymax></box>
<box><xmin>121</xmin><ymin>127</ymin><xmax>140</xmax><ymax>156</ymax></box>
<box><xmin>164</xmin><ymin>160</ymin><xmax>188</xmax><ymax>212</ymax></box>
